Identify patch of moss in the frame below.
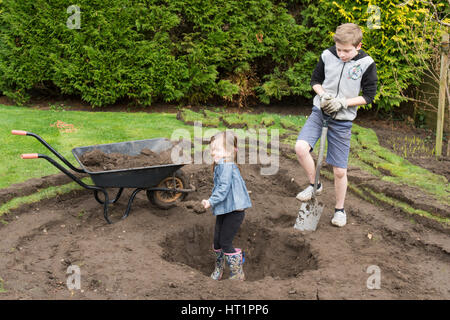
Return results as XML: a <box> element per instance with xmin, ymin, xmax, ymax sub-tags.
<box><xmin>177</xmin><ymin>109</ymin><xmax>204</xmax><ymax>124</ymax></box>
<box><xmin>0</xmin><ymin>277</ymin><xmax>7</xmax><ymax>293</ymax></box>
<box><xmin>280</xmin><ymin>117</ymin><xmax>297</xmax><ymax>130</ymax></box>
<box><xmin>260</xmin><ymin>115</ymin><xmax>276</xmax><ymax>127</ymax></box>
<box><xmin>203</xmin><ymin>109</ymin><xmax>222</xmax><ymax>127</ymax></box>
<box><xmin>363</xmin><ymin>187</ymin><xmax>450</xmax><ymax>225</ymax></box>
<box><xmin>351</xmin><ymin>125</ymin><xmax>449</xmax><ymax>205</ymax></box>
<box><xmin>202</xmin><ymin>117</ymin><xmax>222</xmax><ymax>127</ymax></box>
<box><xmin>203</xmin><ymin>109</ymin><xmax>222</xmax><ymax>119</ymax></box>
<box><xmin>221</xmin><ymin>114</ymin><xmax>247</xmax><ymax>128</ymax></box>
<box><xmin>0</xmin><ymin>178</ymin><xmax>90</xmax><ymax>217</ymax></box>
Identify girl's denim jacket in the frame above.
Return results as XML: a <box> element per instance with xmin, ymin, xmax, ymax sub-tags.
<box><xmin>208</xmin><ymin>158</ymin><xmax>252</xmax><ymax>215</ymax></box>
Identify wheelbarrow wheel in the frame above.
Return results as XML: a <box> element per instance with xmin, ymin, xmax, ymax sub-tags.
<box><xmin>147</xmin><ymin>169</ymin><xmax>189</xmax><ymax>210</ymax></box>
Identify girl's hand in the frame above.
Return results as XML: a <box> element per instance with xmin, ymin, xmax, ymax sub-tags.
<box><xmin>201</xmin><ymin>199</ymin><xmax>211</xmax><ymax>209</ymax></box>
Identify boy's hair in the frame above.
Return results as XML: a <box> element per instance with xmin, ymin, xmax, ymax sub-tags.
<box><xmin>333</xmin><ymin>23</ymin><xmax>363</xmax><ymax>46</ymax></box>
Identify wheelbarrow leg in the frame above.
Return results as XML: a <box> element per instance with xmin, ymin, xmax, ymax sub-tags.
<box><xmin>98</xmin><ymin>189</ymin><xmax>112</xmax><ymax>224</ymax></box>
<box><xmin>94</xmin><ymin>188</ymin><xmax>124</xmax><ymax>205</ymax></box>
<box><xmin>121</xmin><ymin>188</ymin><xmax>145</xmax><ymax>220</ymax></box>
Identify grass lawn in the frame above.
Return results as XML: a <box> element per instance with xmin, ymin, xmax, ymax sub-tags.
<box><xmin>1</xmin><ymin>105</ymin><xmax>289</xmax><ymax>189</ymax></box>
<box><xmin>1</xmin><ymin>104</ymin><xmax>448</xmax><ymax>224</ymax></box>
<box><xmin>0</xmin><ymin>104</ymin><xmax>194</xmax><ymax>189</ymax></box>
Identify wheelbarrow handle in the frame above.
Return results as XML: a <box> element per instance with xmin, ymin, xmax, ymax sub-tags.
<box><xmin>12</xmin><ymin>130</ymin><xmax>85</xmax><ymax>173</ymax></box>
<box><xmin>19</xmin><ymin>151</ymin><xmax>113</xmax><ymax>224</ymax></box>
<box><xmin>11</xmin><ymin>130</ymin><xmax>28</xmax><ymax>136</ymax></box>
<box><xmin>21</xmin><ymin>153</ymin><xmax>40</xmax><ymax>159</ymax></box>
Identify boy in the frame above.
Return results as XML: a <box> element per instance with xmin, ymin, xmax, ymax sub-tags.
<box><xmin>295</xmin><ymin>23</ymin><xmax>377</xmax><ymax>227</ymax></box>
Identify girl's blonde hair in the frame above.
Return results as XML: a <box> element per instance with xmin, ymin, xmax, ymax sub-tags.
<box><xmin>210</xmin><ymin>130</ymin><xmax>238</xmax><ymax>172</ymax></box>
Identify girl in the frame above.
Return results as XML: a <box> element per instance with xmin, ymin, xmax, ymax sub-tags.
<box><xmin>201</xmin><ymin>131</ymin><xmax>252</xmax><ymax>281</ymax></box>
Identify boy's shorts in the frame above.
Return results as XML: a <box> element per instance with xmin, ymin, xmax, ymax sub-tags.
<box><xmin>297</xmin><ymin>106</ymin><xmax>353</xmax><ymax>169</ymax></box>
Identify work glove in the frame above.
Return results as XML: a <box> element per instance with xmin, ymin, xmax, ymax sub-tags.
<box><xmin>319</xmin><ymin>92</ymin><xmax>334</xmax><ymax>109</ymax></box>
<box><xmin>322</xmin><ymin>97</ymin><xmax>348</xmax><ymax>115</ymax></box>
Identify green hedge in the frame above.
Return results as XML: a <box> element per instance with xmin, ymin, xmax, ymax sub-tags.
<box><xmin>0</xmin><ymin>0</ymin><xmax>445</xmax><ymax>110</ymax></box>
<box><xmin>303</xmin><ymin>0</ymin><xmax>447</xmax><ymax>111</ymax></box>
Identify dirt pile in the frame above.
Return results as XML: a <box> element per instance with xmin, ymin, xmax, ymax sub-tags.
<box><xmin>80</xmin><ymin>148</ymin><xmax>174</xmax><ymax>172</ymax></box>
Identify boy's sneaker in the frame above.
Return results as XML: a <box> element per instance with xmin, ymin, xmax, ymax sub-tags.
<box><xmin>331</xmin><ymin>209</ymin><xmax>347</xmax><ymax>227</ymax></box>
<box><xmin>295</xmin><ymin>183</ymin><xmax>323</xmax><ymax>201</ymax></box>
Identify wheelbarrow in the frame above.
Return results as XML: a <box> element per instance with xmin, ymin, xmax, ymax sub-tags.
<box><xmin>12</xmin><ymin>130</ymin><xmax>195</xmax><ymax>224</ymax></box>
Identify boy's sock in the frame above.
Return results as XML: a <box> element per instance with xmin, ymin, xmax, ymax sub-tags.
<box><xmin>310</xmin><ymin>182</ymin><xmax>322</xmax><ymax>189</ymax></box>
<box><xmin>332</xmin><ymin>208</ymin><xmax>347</xmax><ymax>227</ymax></box>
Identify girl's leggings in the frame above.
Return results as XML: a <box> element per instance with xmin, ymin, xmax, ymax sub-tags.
<box><xmin>213</xmin><ymin>210</ymin><xmax>245</xmax><ymax>254</ymax></box>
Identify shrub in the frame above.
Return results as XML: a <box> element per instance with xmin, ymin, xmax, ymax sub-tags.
<box><xmin>0</xmin><ymin>0</ymin><xmax>446</xmax><ymax>112</ymax></box>
<box><xmin>300</xmin><ymin>0</ymin><xmax>446</xmax><ymax>110</ymax></box>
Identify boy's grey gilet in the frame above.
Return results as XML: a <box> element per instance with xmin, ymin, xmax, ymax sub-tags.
<box><xmin>313</xmin><ymin>48</ymin><xmax>375</xmax><ymax>121</ymax></box>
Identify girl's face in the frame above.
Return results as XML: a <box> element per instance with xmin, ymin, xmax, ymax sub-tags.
<box><xmin>210</xmin><ymin>135</ymin><xmax>226</xmax><ymax>163</ymax></box>
<box><xmin>210</xmin><ymin>133</ymin><xmax>235</xmax><ymax>163</ymax></box>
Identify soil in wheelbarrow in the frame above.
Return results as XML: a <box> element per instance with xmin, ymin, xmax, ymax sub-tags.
<box><xmin>80</xmin><ymin>147</ymin><xmax>175</xmax><ymax>172</ymax></box>
<box><xmin>0</xmin><ymin>154</ymin><xmax>449</xmax><ymax>300</ymax></box>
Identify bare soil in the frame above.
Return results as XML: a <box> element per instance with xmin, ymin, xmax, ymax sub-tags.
<box><xmin>0</xmin><ymin>155</ymin><xmax>448</xmax><ymax>300</ymax></box>
<box><xmin>1</xmin><ymin>96</ymin><xmax>448</xmax><ymax>299</ymax></box>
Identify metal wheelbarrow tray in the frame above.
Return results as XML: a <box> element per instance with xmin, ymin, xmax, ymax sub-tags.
<box><xmin>12</xmin><ymin>130</ymin><xmax>195</xmax><ymax>224</ymax></box>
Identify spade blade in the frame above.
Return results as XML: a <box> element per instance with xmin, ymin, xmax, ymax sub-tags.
<box><xmin>294</xmin><ymin>197</ymin><xmax>324</xmax><ymax>231</ymax></box>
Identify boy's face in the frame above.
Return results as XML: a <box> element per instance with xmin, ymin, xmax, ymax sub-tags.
<box><xmin>336</xmin><ymin>41</ymin><xmax>362</xmax><ymax>62</ymax></box>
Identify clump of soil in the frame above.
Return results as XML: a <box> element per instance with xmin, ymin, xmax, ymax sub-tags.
<box><xmin>80</xmin><ymin>148</ymin><xmax>175</xmax><ymax>172</ymax></box>
<box><xmin>180</xmin><ymin>200</ymin><xmax>207</xmax><ymax>214</ymax></box>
